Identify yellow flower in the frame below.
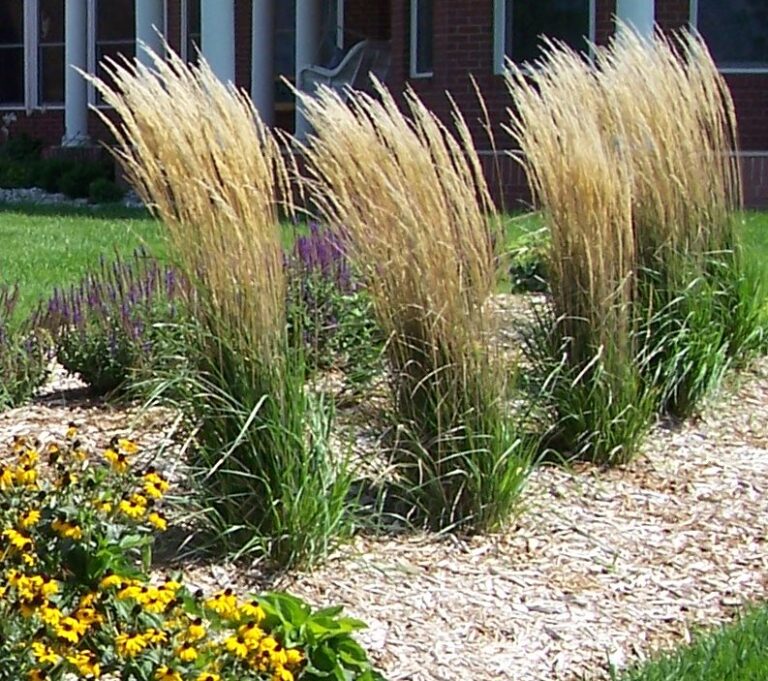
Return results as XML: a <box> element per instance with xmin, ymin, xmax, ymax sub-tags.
<box><xmin>147</xmin><ymin>512</ymin><xmax>168</xmax><ymax>532</ymax></box>
<box><xmin>104</xmin><ymin>449</ymin><xmax>130</xmax><ymax>473</ymax></box>
<box><xmin>19</xmin><ymin>508</ymin><xmax>41</xmax><ymax>528</ymax></box>
<box><xmin>184</xmin><ymin>617</ymin><xmax>206</xmax><ymax>642</ymax></box>
<box><xmin>28</xmin><ymin>670</ymin><xmax>47</xmax><ymax>681</ymax></box>
<box><xmin>99</xmin><ymin>573</ymin><xmax>125</xmax><ymax>589</ymax></box>
<box><xmin>0</xmin><ymin>465</ymin><xmax>14</xmax><ymax>489</ymax></box>
<box><xmin>284</xmin><ymin>649</ymin><xmax>304</xmax><ymax>667</ymax></box>
<box><xmin>118</xmin><ymin>497</ymin><xmax>146</xmax><ymax>520</ymax></box>
<box><xmin>93</xmin><ymin>498</ymin><xmax>113</xmax><ymax>514</ymax></box>
<box><xmin>118</xmin><ymin>438</ymin><xmax>140</xmax><ymax>455</ymax></box>
<box><xmin>3</xmin><ymin>528</ymin><xmax>33</xmax><ymax>551</ymax></box>
<box><xmin>205</xmin><ymin>588</ymin><xmax>239</xmax><ymax>619</ymax></box>
<box><xmin>21</xmin><ymin>551</ymin><xmax>37</xmax><ymax>567</ymax></box>
<box><xmin>154</xmin><ymin>667</ymin><xmax>182</xmax><ymax>681</ymax></box>
<box><xmin>115</xmin><ymin>631</ymin><xmax>149</xmax><ymax>658</ymax></box>
<box><xmin>176</xmin><ymin>642</ymin><xmax>199</xmax><ymax>662</ymax></box>
<box><xmin>196</xmin><ymin>674</ymin><xmax>221</xmax><ymax>681</ymax></box>
<box><xmin>146</xmin><ymin>628</ymin><xmax>169</xmax><ymax>645</ymax></box>
<box><xmin>240</xmin><ymin>599</ymin><xmax>266</xmax><ymax>623</ymax></box>
<box><xmin>31</xmin><ymin>641</ymin><xmax>60</xmax><ymax>665</ymax></box>
<box><xmin>55</xmin><ymin>616</ymin><xmax>88</xmax><ymax>644</ymax></box>
<box><xmin>19</xmin><ymin>448</ymin><xmax>39</xmax><ymax>467</ymax></box>
<box><xmin>66</xmin><ymin>650</ymin><xmax>101</xmax><ymax>678</ymax></box>
<box><xmin>66</xmin><ymin>423</ymin><xmax>78</xmax><ymax>439</ymax></box>
<box><xmin>272</xmin><ymin>668</ymin><xmax>294</xmax><ymax>681</ymax></box>
<box><xmin>143</xmin><ymin>471</ymin><xmax>170</xmax><ymax>499</ymax></box>
<box><xmin>51</xmin><ymin>518</ymin><xmax>83</xmax><ymax>541</ymax></box>
<box><xmin>40</xmin><ymin>603</ymin><xmax>62</xmax><ymax>626</ymax></box>
<box><xmin>239</xmin><ymin>621</ymin><xmax>265</xmax><ymax>646</ymax></box>
<box><xmin>224</xmin><ymin>634</ymin><xmax>250</xmax><ymax>659</ymax></box>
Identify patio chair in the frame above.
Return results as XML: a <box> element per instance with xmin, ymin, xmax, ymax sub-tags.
<box><xmin>299</xmin><ymin>40</ymin><xmax>391</xmax><ymax>97</ymax></box>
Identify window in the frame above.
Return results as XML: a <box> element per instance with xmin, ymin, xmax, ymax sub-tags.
<box><xmin>182</xmin><ymin>0</ymin><xmax>201</xmax><ymax>64</ymax></box>
<box><xmin>0</xmin><ymin>0</ymin><xmax>25</xmax><ymax>106</ymax></box>
<box><xmin>693</xmin><ymin>0</ymin><xmax>768</xmax><ymax>72</ymax></box>
<box><xmin>410</xmin><ymin>0</ymin><xmax>433</xmax><ymax>77</ymax></box>
<box><xmin>275</xmin><ymin>0</ymin><xmax>296</xmax><ymax>105</ymax></box>
<box><xmin>39</xmin><ymin>0</ymin><xmax>64</xmax><ymax>105</ymax></box>
<box><xmin>494</xmin><ymin>0</ymin><xmax>594</xmax><ymax>73</ymax></box>
<box><xmin>93</xmin><ymin>0</ymin><xmax>136</xmax><ymax>103</ymax></box>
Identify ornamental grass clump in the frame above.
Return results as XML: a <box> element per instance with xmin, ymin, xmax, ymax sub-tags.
<box><xmin>0</xmin><ymin>285</ymin><xmax>50</xmax><ymax>410</ymax></box>
<box><xmin>597</xmin><ymin>29</ymin><xmax>764</xmax><ymax>416</ymax></box>
<box><xmin>505</xmin><ymin>29</ymin><xmax>765</xmax><ymax>464</ymax></box>
<box><xmin>85</xmin><ymin>47</ymin><xmax>354</xmax><ymax>569</ymax></box>
<box><xmin>44</xmin><ymin>248</ymin><xmax>185</xmax><ymax>395</ymax></box>
<box><xmin>298</xmin><ymin>83</ymin><xmax>533</xmax><ymax>532</ymax></box>
<box><xmin>0</xmin><ymin>428</ymin><xmax>382</xmax><ymax>681</ymax></box>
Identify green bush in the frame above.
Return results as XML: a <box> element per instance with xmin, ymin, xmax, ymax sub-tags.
<box><xmin>58</xmin><ymin>161</ymin><xmax>113</xmax><ymax>199</ymax></box>
<box><xmin>0</xmin><ymin>158</ymin><xmax>37</xmax><ymax>189</ymax></box>
<box><xmin>507</xmin><ymin>226</ymin><xmax>550</xmax><ymax>293</ymax></box>
<box><xmin>89</xmin><ymin>177</ymin><xmax>125</xmax><ymax>204</ymax></box>
<box><xmin>0</xmin><ymin>133</ymin><xmax>42</xmax><ymax>161</ymax></box>
<box><xmin>34</xmin><ymin>157</ymin><xmax>77</xmax><ymax>193</ymax></box>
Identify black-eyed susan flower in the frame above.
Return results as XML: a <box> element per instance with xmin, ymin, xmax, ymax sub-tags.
<box><xmin>238</xmin><ymin>621</ymin><xmax>264</xmax><ymax>646</ymax></box>
<box><xmin>40</xmin><ymin>602</ymin><xmax>62</xmax><ymax>626</ymax></box>
<box><xmin>196</xmin><ymin>673</ymin><xmax>221</xmax><ymax>681</ymax></box>
<box><xmin>66</xmin><ymin>650</ymin><xmax>101</xmax><ymax>678</ymax></box>
<box><xmin>0</xmin><ymin>465</ymin><xmax>14</xmax><ymax>489</ymax></box>
<box><xmin>27</xmin><ymin>669</ymin><xmax>47</xmax><ymax>681</ymax></box>
<box><xmin>66</xmin><ymin>422</ymin><xmax>78</xmax><ymax>439</ymax></box>
<box><xmin>19</xmin><ymin>508</ymin><xmax>41</xmax><ymax>529</ymax></box>
<box><xmin>30</xmin><ymin>642</ymin><xmax>60</xmax><ymax>666</ymax></box>
<box><xmin>104</xmin><ymin>449</ymin><xmax>130</xmax><ymax>474</ymax></box>
<box><xmin>51</xmin><ymin>518</ymin><xmax>83</xmax><ymax>541</ymax></box>
<box><xmin>240</xmin><ymin>599</ymin><xmax>266</xmax><ymax>623</ymax></box>
<box><xmin>184</xmin><ymin>617</ymin><xmax>206</xmax><ymax>642</ymax></box>
<box><xmin>54</xmin><ymin>616</ymin><xmax>88</xmax><ymax>644</ymax></box>
<box><xmin>99</xmin><ymin>573</ymin><xmax>124</xmax><ymax>590</ymax></box>
<box><xmin>147</xmin><ymin>512</ymin><xmax>167</xmax><ymax>532</ymax></box>
<box><xmin>118</xmin><ymin>438</ymin><xmax>140</xmax><ymax>454</ymax></box>
<box><xmin>3</xmin><ymin>528</ymin><xmax>33</xmax><ymax>551</ymax></box>
<box><xmin>204</xmin><ymin>588</ymin><xmax>238</xmax><ymax>619</ymax></box>
<box><xmin>115</xmin><ymin>631</ymin><xmax>149</xmax><ymax>658</ymax></box>
<box><xmin>284</xmin><ymin>648</ymin><xmax>304</xmax><ymax>667</ymax></box>
<box><xmin>176</xmin><ymin>641</ymin><xmax>199</xmax><ymax>662</ymax></box>
<box><xmin>272</xmin><ymin>668</ymin><xmax>295</xmax><ymax>681</ymax></box>
<box><xmin>224</xmin><ymin>634</ymin><xmax>250</xmax><ymax>659</ymax></box>
<box><xmin>143</xmin><ymin>470</ymin><xmax>170</xmax><ymax>499</ymax></box>
<box><xmin>154</xmin><ymin>666</ymin><xmax>182</xmax><ymax>681</ymax></box>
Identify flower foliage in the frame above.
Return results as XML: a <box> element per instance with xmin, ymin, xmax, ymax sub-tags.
<box><xmin>0</xmin><ymin>285</ymin><xmax>50</xmax><ymax>410</ymax></box>
<box><xmin>44</xmin><ymin>249</ymin><xmax>185</xmax><ymax>395</ymax></box>
<box><xmin>0</xmin><ymin>428</ymin><xmax>383</xmax><ymax>681</ymax></box>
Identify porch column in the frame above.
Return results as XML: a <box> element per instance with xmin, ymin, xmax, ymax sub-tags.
<box><xmin>63</xmin><ymin>0</ymin><xmax>89</xmax><ymax>145</ymax></box>
<box><xmin>251</xmin><ymin>0</ymin><xmax>274</xmax><ymax>125</ymax></box>
<box><xmin>295</xmin><ymin>0</ymin><xmax>322</xmax><ymax>138</ymax></box>
<box><xmin>616</xmin><ymin>0</ymin><xmax>655</xmax><ymax>39</ymax></box>
<box><xmin>201</xmin><ymin>0</ymin><xmax>236</xmax><ymax>84</ymax></box>
<box><xmin>136</xmin><ymin>0</ymin><xmax>165</xmax><ymax>66</ymax></box>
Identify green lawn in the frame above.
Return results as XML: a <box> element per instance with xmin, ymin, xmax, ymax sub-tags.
<box><xmin>614</xmin><ymin>606</ymin><xmax>768</xmax><ymax>681</ymax></box>
<box><xmin>0</xmin><ymin>203</ymin><xmax>165</xmax><ymax>316</ymax></box>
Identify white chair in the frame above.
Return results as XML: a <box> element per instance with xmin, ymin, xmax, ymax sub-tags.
<box><xmin>300</xmin><ymin>40</ymin><xmax>391</xmax><ymax>97</ymax></box>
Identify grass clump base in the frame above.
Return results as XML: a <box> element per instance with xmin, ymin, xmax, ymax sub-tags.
<box><xmin>299</xmin><ymin>82</ymin><xmax>533</xmax><ymax>532</ymax></box>
<box><xmin>87</xmin><ymin>47</ymin><xmax>354</xmax><ymax>570</ymax></box>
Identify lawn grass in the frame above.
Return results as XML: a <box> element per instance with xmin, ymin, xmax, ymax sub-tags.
<box><xmin>0</xmin><ymin>203</ymin><xmax>165</xmax><ymax>317</ymax></box>
<box><xmin>614</xmin><ymin>605</ymin><xmax>768</xmax><ymax>681</ymax></box>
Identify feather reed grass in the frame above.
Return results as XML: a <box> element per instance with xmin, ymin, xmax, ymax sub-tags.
<box><xmin>506</xmin><ymin>28</ymin><xmax>765</xmax><ymax>462</ymax></box>
<box><xmin>85</xmin><ymin>47</ymin><xmax>354</xmax><ymax>568</ymax></box>
<box><xmin>297</xmin><ymin>83</ymin><xmax>533</xmax><ymax>531</ymax></box>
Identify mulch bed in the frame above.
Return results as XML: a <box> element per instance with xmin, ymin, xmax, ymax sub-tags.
<box><xmin>2</xmin><ymin>317</ymin><xmax>767</xmax><ymax>680</ymax></box>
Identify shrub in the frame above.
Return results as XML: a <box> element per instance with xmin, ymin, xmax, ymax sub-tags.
<box><xmin>0</xmin><ymin>133</ymin><xmax>42</xmax><ymax>161</ymax></box>
<box><xmin>34</xmin><ymin>158</ymin><xmax>78</xmax><ymax>193</ymax></box>
<box><xmin>299</xmin><ymin>83</ymin><xmax>534</xmax><ymax>531</ymax></box>
<box><xmin>0</xmin><ymin>430</ymin><xmax>384</xmax><ymax>681</ymax></box>
<box><xmin>0</xmin><ymin>158</ymin><xmax>38</xmax><ymax>189</ymax></box>
<box><xmin>507</xmin><ymin>226</ymin><xmax>550</xmax><ymax>293</ymax></box>
<box><xmin>88</xmin><ymin>177</ymin><xmax>125</xmax><ymax>204</ymax></box>
<box><xmin>57</xmin><ymin>161</ymin><xmax>113</xmax><ymax>200</ymax></box>
<box><xmin>44</xmin><ymin>249</ymin><xmax>185</xmax><ymax>395</ymax></box>
<box><xmin>0</xmin><ymin>286</ymin><xmax>50</xmax><ymax>410</ymax></box>
<box><xmin>87</xmin><ymin>48</ymin><xmax>355</xmax><ymax>569</ymax></box>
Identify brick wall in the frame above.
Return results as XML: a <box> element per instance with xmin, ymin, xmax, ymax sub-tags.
<box><xmin>345</xmin><ymin>0</ymin><xmax>390</xmax><ymax>42</ymax></box>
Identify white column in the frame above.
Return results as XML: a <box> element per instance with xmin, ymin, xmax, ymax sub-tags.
<box><xmin>616</xmin><ymin>0</ymin><xmax>655</xmax><ymax>39</ymax></box>
<box><xmin>201</xmin><ymin>0</ymin><xmax>236</xmax><ymax>84</ymax></box>
<box><xmin>251</xmin><ymin>0</ymin><xmax>274</xmax><ymax>125</ymax></box>
<box><xmin>63</xmin><ymin>0</ymin><xmax>89</xmax><ymax>146</ymax></box>
<box><xmin>295</xmin><ymin>0</ymin><xmax>322</xmax><ymax>138</ymax></box>
<box><xmin>136</xmin><ymin>0</ymin><xmax>165</xmax><ymax>66</ymax></box>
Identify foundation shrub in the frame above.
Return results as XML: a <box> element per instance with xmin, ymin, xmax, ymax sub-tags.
<box><xmin>0</xmin><ymin>286</ymin><xmax>50</xmax><ymax>410</ymax></box>
<box><xmin>87</xmin><ymin>48</ymin><xmax>355</xmax><ymax>569</ymax></box>
<box><xmin>299</xmin><ymin>83</ymin><xmax>534</xmax><ymax>531</ymax></box>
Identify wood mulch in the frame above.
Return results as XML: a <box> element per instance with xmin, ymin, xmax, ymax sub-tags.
<box><xmin>1</xmin><ymin>306</ymin><xmax>767</xmax><ymax>680</ymax></box>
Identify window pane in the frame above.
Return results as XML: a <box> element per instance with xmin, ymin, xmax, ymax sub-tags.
<box><xmin>415</xmin><ymin>0</ymin><xmax>433</xmax><ymax>74</ymax></box>
<box><xmin>187</xmin><ymin>0</ymin><xmax>201</xmax><ymax>63</ymax></box>
<box><xmin>698</xmin><ymin>0</ymin><xmax>768</xmax><ymax>69</ymax></box>
<box><xmin>506</xmin><ymin>0</ymin><xmax>591</xmax><ymax>65</ymax></box>
<box><xmin>97</xmin><ymin>0</ymin><xmax>135</xmax><ymax>42</ymax></box>
<box><xmin>0</xmin><ymin>0</ymin><xmax>23</xmax><ymax>44</ymax></box>
<box><xmin>0</xmin><ymin>48</ymin><xmax>24</xmax><ymax>104</ymax></box>
<box><xmin>39</xmin><ymin>0</ymin><xmax>65</xmax><ymax>44</ymax></box>
<box><xmin>40</xmin><ymin>45</ymin><xmax>65</xmax><ymax>104</ymax></box>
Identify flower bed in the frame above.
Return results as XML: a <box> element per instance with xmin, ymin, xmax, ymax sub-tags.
<box><xmin>0</xmin><ymin>429</ymin><xmax>383</xmax><ymax>681</ymax></box>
